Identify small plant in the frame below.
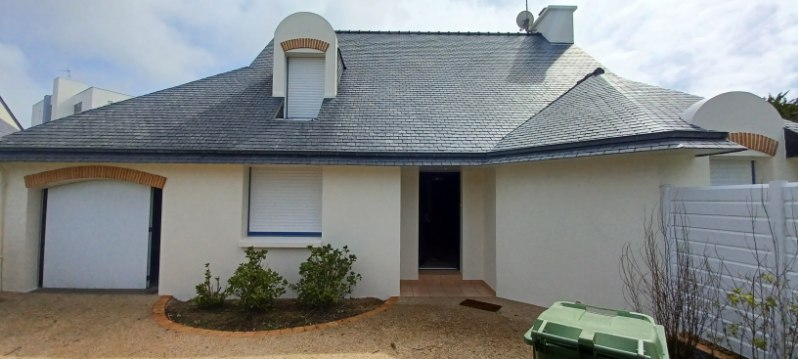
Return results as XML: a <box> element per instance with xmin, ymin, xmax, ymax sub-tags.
<box><xmin>193</xmin><ymin>263</ymin><xmax>227</xmax><ymax>309</ymax></box>
<box><xmin>227</xmin><ymin>247</ymin><xmax>288</xmax><ymax>311</ymax></box>
<box><xmin>292</xmin><ymin>244</ymin><xmax>362</xmax><ymax>309</ymax></box>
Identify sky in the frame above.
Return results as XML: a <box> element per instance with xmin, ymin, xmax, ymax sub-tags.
<box><xmin>0</xmin><ymin>0</ymin><xmax>796</xmax><ymax>128</ymax></box>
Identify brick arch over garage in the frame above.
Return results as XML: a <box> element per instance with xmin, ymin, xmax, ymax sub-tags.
<box><xmin>24</xmin><ymin>165</ymin><xmax>167</xmax><ymax>189</ymax></box>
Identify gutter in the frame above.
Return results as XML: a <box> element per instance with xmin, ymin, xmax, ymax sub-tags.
<box><xmin>0</xmin><ymin>130</ymin><xmax>743</xmax><ymax>166</ymax></box>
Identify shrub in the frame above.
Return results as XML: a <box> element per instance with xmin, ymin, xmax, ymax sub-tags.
<box><xmin>292</xmin><ymin>244</ymin><xmax>362</xmax><ymax>309</ymax></box>
<box><xmin>620</xmin><ymin>207</ymin><xmax>719</xmax><ymax>359</ymax></box>
<box><xmin>193</xmin><ymin>263</ymin><xmax>227</xmax><ymax>309</ymax></box>
<box><xmin>227</xmin><ymin>247</ymin><xmax>288</xmax><ymax>311</ymax></box>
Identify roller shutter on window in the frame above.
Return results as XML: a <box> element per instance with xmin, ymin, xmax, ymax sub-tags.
<box><xmin>248</xmin><ymin>168</ymin><xmax>322</xmax><ymax>235</ymax></box>
<box><xmin>286</xmin><ymin>57</ymin><xmax>325</xmax><ymax>119</ymax></box>
<box><xmin>710</xmin><ymin>159</ymin><xmax>754</xmax><ymax>186</ymax></box>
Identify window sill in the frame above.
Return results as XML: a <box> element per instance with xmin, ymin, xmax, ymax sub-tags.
<box><xmin>238</xmin><ymin>237</ymin><xmax>321</xmax><ymax>249</ymax></box>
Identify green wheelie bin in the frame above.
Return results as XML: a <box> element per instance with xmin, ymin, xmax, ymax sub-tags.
<box><xmin>524</xmin><ymin>301</ymin><xmax>669</xmax><ymax>359</ymax></box>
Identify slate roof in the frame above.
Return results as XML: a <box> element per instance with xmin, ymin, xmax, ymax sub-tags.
<box><xmin>0</xmin><ymin>32</ymin><xmax>740</xmax><ymax>164</ymax></box>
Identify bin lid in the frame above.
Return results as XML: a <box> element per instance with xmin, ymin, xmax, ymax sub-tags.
<box><xmin>524</xmin><ymin>301</ymin><xmax>668</xmax><ymax>359</ymax></box>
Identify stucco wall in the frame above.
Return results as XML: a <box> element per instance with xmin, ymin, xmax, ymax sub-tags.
<box><xmin>0</xmin><ymin>163</ymin><xmax>401</xmax><ymax>300</ymax></box>
<box><xmin>483</xmin><ymin>168</ymin><xmax>497</xmax><ymax>290</ymax></box>
<box><xmin>461</xmin><ymin>169</ymin><xmax>486</xmax><ymax>280</ymax></box>
<box><xmin>321</xmin><ymin>166</ymin><xmax>401</xmax><ymax>299</ymax></box>
<box><xmin>494</xmin><ymin>153</ymin><xmax>706</xmax><ymax>308</ymax></box>
<box><xmin>272</xmin><ymin>12</ymin><xmax>339</xmax><ymax>98</ymax></box>
<box><xmin>400</xmin><ymin>167</ymin><xmax>419</xmax><ymax>280</ymax></box>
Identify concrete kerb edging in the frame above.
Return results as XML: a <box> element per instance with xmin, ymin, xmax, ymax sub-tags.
<box><xmin>152</xmin><ymin>295</ymin><xmax>399</xmax><ymax>337</ymax></box>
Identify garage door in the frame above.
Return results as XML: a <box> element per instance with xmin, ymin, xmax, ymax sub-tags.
<box><xmin>42</xmin><ymin>180</ymin><xmax>152</xmax><ymax>289</ymax></box>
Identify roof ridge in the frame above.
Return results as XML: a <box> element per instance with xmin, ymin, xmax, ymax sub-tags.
<box><xmin>493</xmin><ymin>67</ymin><xmax>607</xmax><ymax>150</ymax></box>
<box><xmin>600</xmin><ymin>73</ymin><xmax>696</xmax><ymax>129</ymax></box>
<box><xmin>335</xmin><ymin>30</ymin><xmax>532</xmax><ymax>36</ymax></box>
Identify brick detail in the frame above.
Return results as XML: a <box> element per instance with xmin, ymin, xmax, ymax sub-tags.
<box><xmin>25</xmin><ymin>165</ymin><xmax>167</xmax><ymax>189</ymax></box>
<box><xmin>280</xmin><ymin>38</ymin><xmax>330</xmax><ymax>52</ymax></box>
<box><xmin>728</xmin><ymin>132</ymin><xmax>778</xmax><ymax>156</ymax></box>
<box><xmin>152</xmin><ymin>295</ymin><xmax>399</xmax><ymax>336</ymax></box>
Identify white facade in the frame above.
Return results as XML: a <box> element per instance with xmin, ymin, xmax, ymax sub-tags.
<box><xmin>0</xmin><ymin>140</ymin><xmax>795</xmax><ymax>307</ymax></box>
<box><xmin>0</xmin><ymin>163</ymin><xmax>400</xmax><ymax>301</ymax></box>
<box><xmin>31</xmin><ymin>77</ymin><xmax>131</xmax><ymax>126</ymax></box>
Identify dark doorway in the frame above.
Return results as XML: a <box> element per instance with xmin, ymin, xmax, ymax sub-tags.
<box><xmin>148</xmin><ymin>188</ymin><xmax>163</xmax><ymax>289</ymax></box>
<box><xmin>419</xmin><ymin>172</ymin><xmax>461</xmax><ymax>270</ymax></box>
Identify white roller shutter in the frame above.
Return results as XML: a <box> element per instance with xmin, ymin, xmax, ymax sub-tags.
<box><xmin>710</xmin><ymin>159</ymin><xmax>754</xmax><ymax>186</ymax></box>
<box><xmin>43</xmin><ymin>180</ymin><xmax>151</xmax><ymax>289</ymax></box>
<box><xmin>249</xmin><ymin>168</ymin><xmax>322</xmax><ymax>235</ymax></box>
<box><xmin>286</xmin><ymin>57</ymin><xmax>325</xmax><ymax>119</ymax></box>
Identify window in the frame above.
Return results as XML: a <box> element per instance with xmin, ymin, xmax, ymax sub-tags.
<box><xmin>285</xmin><ymin>57</ymin><xmax>325</xmax><ymax>119</ymax></box>
<box><xmin>709</xmin><ymin>158</ymin><xmax>755</xmax><ymax>186</ymax></box>
<box><xmin>73</xmin><ymin>102</ymin><xmax>83</xmax><ymax>114</ymax></box>
<box><xmin>248</xmin><ymin>167</ymin><xmax>322</xmax><ymax>236</ymax></box>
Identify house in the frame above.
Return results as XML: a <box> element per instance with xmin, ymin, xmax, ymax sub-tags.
<box><xmin>0</xmin><ymin>96</ymin><xmax>23</xmax><ymax>136</ymax></box>
<box><xmin>0</xmin><ymin>7</ymin><xmax>795</xmax><ymax>308</ymax></box>
<box><xmin>31</xmin><ymin>77</ymin><xmax>131</xmax><ymax>126</ymax></box>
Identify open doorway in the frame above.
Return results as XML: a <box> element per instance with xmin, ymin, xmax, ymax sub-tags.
<box><xmin>418</xmin><ymin>172</ymin><xmax>461</xmax><ymax>270</ymax></box>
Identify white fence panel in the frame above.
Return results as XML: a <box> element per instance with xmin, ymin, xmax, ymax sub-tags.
<box><xmin>665</xmin><ymin>181</ymin><xmax>798</xmax><ymax>359</ymax></box>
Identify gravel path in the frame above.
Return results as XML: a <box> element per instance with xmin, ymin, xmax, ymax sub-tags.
<box><xmin>0</xmin><ymin>292</ymin><xmax>544</xmax><ymax>358</ymax></box>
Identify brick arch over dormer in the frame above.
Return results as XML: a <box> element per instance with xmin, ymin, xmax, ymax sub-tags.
<box><xmin>280</xmin><ymin>38</ymin><xmax>330</xmax><ymax>52</ymax></box>
<box><xmin>728</xmin><ymin>132</ymin><xmax>778</xmax><ymax>156</ymax></box>
<box><xmin>24</xmin><ymin>165</ymin><xmax>167</xmax><ymax>189</ymax></box>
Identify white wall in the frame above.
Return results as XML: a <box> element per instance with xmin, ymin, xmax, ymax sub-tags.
<box><xmin>494</xmin><ymin>153</ymin><xmax>707</xmax><ymax>308</ymax></box>
<box><xmin>462</xmin><ymin>168</ymin><xmax>486</xmax><ymax>280</ymax></box>
<box><xmin>272</xmin><ymin>12</ymin><xmax>339</xmax><ymax>98</ymax></box>
<box><xmin>322</xmin><ymin>166</ymin><xmax>401</xmax><ymax>299</ymax></box>
<box><xmin>31</xmin><ymin>101</ymin><xmax>44</xmax><ymax>126</ymax></box>
<box><xmin>51</xmin><ymin>78</ymin><xmax>90</xmax><ymax>120</ymax></box>
<box><xmin>0</xmin><ymin>163</ymin><xmax>401</xmax><ymax>301</ymax></box>
<box><xmin>682</xmin><ymin>91</ymin><xmax>798</xmax><ymax>184</ymax></box>
<box><xmin>483</xmin><ymin>168</ymin><xmax>497</xmax><ymax>290</ymax></box>
<box><xmin>89</xmin><ymin>88</ymin><xmax>131</xmax><ymax>109</ymax></box>
<box><xmin>400</xmin><ymin>167</ymin><xmax>419</xmax><ymax>279</ymax></box>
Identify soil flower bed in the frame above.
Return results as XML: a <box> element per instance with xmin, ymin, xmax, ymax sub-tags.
<box><xmin>166</xmin><ymin>297</ymin><xmax>384</xmax><ymax>331</ymax></box>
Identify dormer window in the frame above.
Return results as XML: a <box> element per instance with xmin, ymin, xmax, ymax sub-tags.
<box><xmin>286</xmin><ymin>56</ymin><xmax>325</xmax><ymax>119</ymax></box>
<box><xmin>272</xmin><ymin>12</ymin><xmax>340</xmax><ymax>120</ymax></box>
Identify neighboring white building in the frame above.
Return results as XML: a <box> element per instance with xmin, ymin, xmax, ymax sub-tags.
<box><xmin>31</xmin><ymin>77</ymin><xmax>131</xmax><ymax>126</ymax></box>
<box><xmin>0</xmin><ymin>96</ymin><xmax>23</xmax><ymax>136</ymax></box>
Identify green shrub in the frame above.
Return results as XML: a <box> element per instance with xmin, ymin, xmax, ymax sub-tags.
<box><xmin>193</xmin><ymin>263</ymin><xmax>227</xmax><ymax>309</ymax></box>
<box><xmin>227</xmin><ymin>247</ymin><xmax>288</xmax><ymax>311</ymax></box>
<box><xmin>292</xmin><ymin>244</ymin><xmax>362</xmax><ymax>309</ymax></box>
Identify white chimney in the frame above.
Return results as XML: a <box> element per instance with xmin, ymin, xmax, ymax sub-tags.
<box><xmin>531</xmin><ymin>5</ymin><xmax>577</xmax><ymax>44</ymax></box>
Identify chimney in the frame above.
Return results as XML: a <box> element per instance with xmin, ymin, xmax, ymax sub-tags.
<box><xmin>531</xmin><ymin>5</ymin><xmax>577</xmax><ymax>44</ymax></box>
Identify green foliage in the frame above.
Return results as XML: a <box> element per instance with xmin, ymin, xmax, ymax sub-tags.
<box><xmin>227</xmin><ymin>247</ymin><xmax>288</xmax><ymax>311</ymax></box>
<box><xmin>193</xmin><ymin>263</ymin><xmax>227</xmax><ymax>309</ymax></box>
<box><xmin>723</xmin><ymin>270</ymin><xmax>798</xmax><ymax>357</ymax></box>
<box><xmin>766</xmin><ymin>91</ymin><xmax>798</xmax><ymax>121</ymax></box>
<box><xmin>292</xmin><ymin>244</ymin><xmax>362</xmax><ymax>309</ymax></box>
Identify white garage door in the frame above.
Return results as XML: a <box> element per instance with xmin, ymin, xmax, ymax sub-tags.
<box><xmin>42</xmin><ymin>180</ymin><xmax>152</xmax><ymax>289</ymax></box>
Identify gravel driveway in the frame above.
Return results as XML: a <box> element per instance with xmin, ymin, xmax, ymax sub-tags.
<box><xmin>0</xmin><ymin>292</ymin><xmax>544</xmax><ymax>358</ymax></box>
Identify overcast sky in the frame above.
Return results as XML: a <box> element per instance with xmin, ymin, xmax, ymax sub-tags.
<box><xmin>1</xmin><ymin>0</ymin><xmax>796</xmax><ymax>128</ymax></box>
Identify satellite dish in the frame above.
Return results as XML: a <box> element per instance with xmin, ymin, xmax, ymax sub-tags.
<box><xmin>516</xmin><ymin>10</ymin><xmax>534</xmax><ymax>32</ymax></box>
